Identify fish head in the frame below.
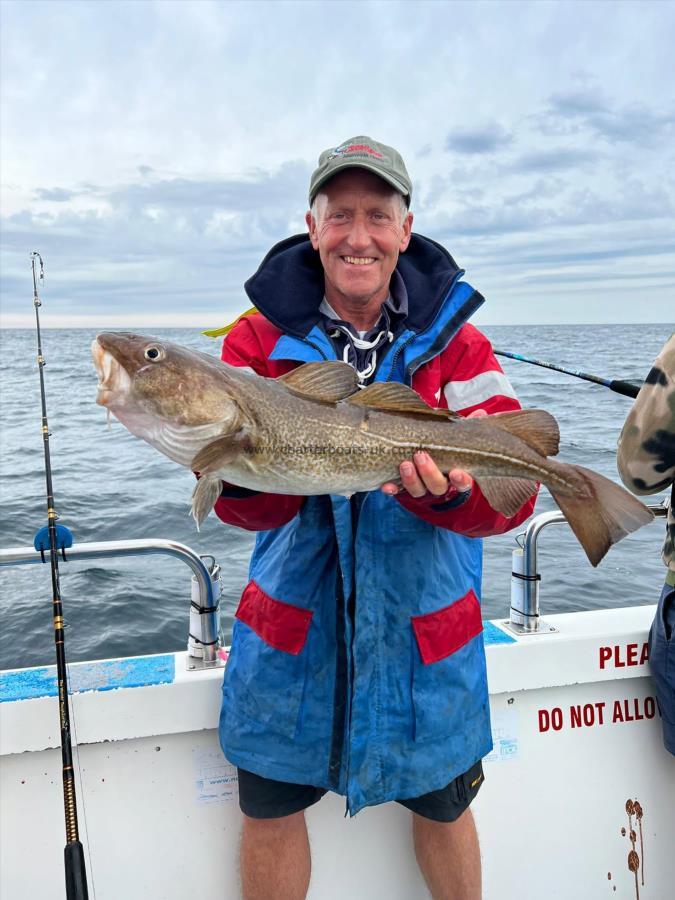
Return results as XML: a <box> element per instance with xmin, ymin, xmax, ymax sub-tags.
<box><xmin>92</xmin><ymin>332</ymin><xmax>245</xmax><ymax>463</ymax></box>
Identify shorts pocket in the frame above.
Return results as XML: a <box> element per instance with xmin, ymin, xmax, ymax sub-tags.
<box><xmin>223</xmin><ymin>582</ymin><xmax>313</xmax><ymax>739</ymax></box>
<box><xmin>411</xmin><ymin>590</ymin><xmax>485</xmax><ymax>743</ymax></box>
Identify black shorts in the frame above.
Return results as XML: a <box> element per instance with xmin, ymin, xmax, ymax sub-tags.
<box><xmin>238</xmin><ymin>760</ymin><xmax>484</xmax><ymax>823</ymax></box>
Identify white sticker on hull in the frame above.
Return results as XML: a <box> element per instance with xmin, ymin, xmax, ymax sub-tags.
<box><xmin>484</xmin><ymin>707</ymin><xmax>518</xmax><ymax>763</ymax></box>
<box><xmin>193</xmin><ymin>748</ymin><xmax>239</xmax><ymax>804</ymax></box>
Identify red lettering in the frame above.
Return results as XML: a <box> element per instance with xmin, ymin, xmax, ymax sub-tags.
<box><xmin>645</xmin><ymin>697</ymin><xmax>656</xmax><ymax>719</ymax></box>
<box><xmin>539</xmin><ymin>707</ymin><xmax>563</xmax><ymax>732</ymax></box>
<box><xmin>599</xmin><ymin>647</ymin><xmax>612</xmax><ymax>669</ymax></box>
<box><xmin>595</xmin><ymin>702</ymin><xmax>605</xmax><ymax>725</ymax></box>
<box><xmin>570</xmin><ymin>705</ymin><xmax>582</xmax><ymax>728</ymax></box>
<box><xmin>583</xmin><ymin>703</ymin><xmax>595</xmax><ymax>726</ymax></box>
<box><xmin>614</xmin><ymin>646</ymin><xmax>625</xmax><ymax>668</ymax></box>
<box><xmin>640</xmin><ymin>643</ymin><xmax>649</xmax><ymax>665</ymax></box>
<box><xmin>626</xmin><ymin>643</ymin><xmax>638</xmax><ymax>666</ymax></box>
<box><xmin>613</xmin><ymin>700</ymin><xmax>624</xmax><ymax>723</ymax></box>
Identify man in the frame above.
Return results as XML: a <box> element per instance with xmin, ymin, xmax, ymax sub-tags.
<box><xmin>617</xmin><ymin>334</ymin><xmax>675</xmax><ymax>756</ymax></box>
<box><xmin>214</xmin><ymin>136</ymin><xmax>536</xmax><ymax>900</ymax></box>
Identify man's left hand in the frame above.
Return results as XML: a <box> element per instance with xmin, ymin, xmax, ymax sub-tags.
<box><xmin>380</xmin><ymin>408</ymin><xmax>487</xmax><ymax>498</ymax></box>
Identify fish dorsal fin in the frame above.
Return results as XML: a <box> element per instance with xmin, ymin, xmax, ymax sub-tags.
<box><xmin>347</xmin><ymin>383</ymin><xmax>459</xmax><ymax>419</ymax></box>
<box><xmin>473</xmin><ymin>475</ymin><xmax>539</xmax><ymax>517</ymax></box>
<box><xmin>191</xmin><ymin>431</ymin><xmax>251</xmax><ymax>475</ymax></box>
<box><xmin>485</xmin><ymin>409</ymin><xmax>560</xmax><ymax>457</ymax></box>
<box><xmin>279</xmin><ymin>361</ymin><xmax>359</xmax><ymax>403</ymax></box>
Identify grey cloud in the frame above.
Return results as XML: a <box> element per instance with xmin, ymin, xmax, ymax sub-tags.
<box><xmin>34</xmin><ymin>187</ymin><xmax>78</xmax><ymax>202</ymax></box>
<box><xmin>546</xmin><ymin>92</ymin><xmax>675</xmax><ymax>145</ymax></box>
<box><xmin>510</xmin><ymin>148</ymin><xmax>600</xmax><ymax>173</ymax></box>
<box><xmin>445</xmin><ymin>124</ymin><xmax>512</xmax><ymax>155</ymax></box>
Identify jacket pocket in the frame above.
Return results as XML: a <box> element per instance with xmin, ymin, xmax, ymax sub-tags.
<box><xmin>411</xmin><ymin>589</ymin><xmax>486</xmax><ymax>742</ymax></box>
<box><xmin>223</xmin><ymin>581</ymin><xmax>313</xmax><ymax>739</ymax></box>
<box><xmin>236</xmin><ymin>581</ymin><xmax>313</xmax><ymax>654</ymax></box>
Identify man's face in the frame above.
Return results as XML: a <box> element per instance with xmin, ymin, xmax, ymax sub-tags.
<box><xmin>306</xmin><ymin>169</ymin><xmax>413</xmax><ymax>308</ymax></box>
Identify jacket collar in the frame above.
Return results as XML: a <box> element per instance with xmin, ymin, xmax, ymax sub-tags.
<box><xmin>244</xmin><ymin>233</ymin><xmax>464</xmax><ymax>339</ymax></box>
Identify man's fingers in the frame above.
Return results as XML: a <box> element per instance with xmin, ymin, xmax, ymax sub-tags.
<box><xmin>399</xmin><ymin>459</ymin><xmax>428</xmax><ymax>498</ymax></box>
<box><xmin>411</xmin><ymin>452</ymin><xmax>448</xmax><ymax>496</ymax></box>
<box><xmin>447</xmin><ymin>468</ymin><xmax>473</xmax><ymax>492</ymax></box>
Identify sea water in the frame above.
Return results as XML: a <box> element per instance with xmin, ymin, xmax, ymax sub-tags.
<box><xmin>0</xmin><ymin>324</ymin><xmax>671</xmax><ymax>670</ymax></box>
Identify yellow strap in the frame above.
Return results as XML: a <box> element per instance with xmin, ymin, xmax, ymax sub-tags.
<box><xmin>201</xmin><ymin>306</ymin><xmax>258</xmax><ymax>338</ymax></box>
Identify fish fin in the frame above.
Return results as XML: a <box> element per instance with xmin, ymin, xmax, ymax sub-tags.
<box><xmin>191</xmin><ymin>431</ymin><xmax>251</xmax><ymax>475</ymax></box>
<box><xmin>473</xmin><ymin>475</ymin><xmax>539</xmax><ymax>517</ymax></box>
<box><xmin>549</xmin><ymin>465</ymin><xmax>653</xmax><ymax>567</ymax></box>
<box><xmin>279</xmin><ymin>362</ymin><xmax>359</xmax><ymax>402</ymax></box>
<box><xmin>190</xmin><ymin>475</ymin><xmax>223</xmax><ymax>527</ymax></box>
<box><xmin>485</xmin><ymin>409</ymin><xmax>560</xmax><ymax>457</ymax></box>
<box><xmin>347</xmin><ymin>383</ymin><xmax>459</xmax><ymax>419</ymax></box>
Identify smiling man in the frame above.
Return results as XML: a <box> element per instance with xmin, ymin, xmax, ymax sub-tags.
<box><xmin>213</xmin><ymin>137</ymin><xmax>536</xmax><ymax>900</ymax></box>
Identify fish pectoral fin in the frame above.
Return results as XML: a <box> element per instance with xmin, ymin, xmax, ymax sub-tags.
<box><xmin>190</xmin><ymin>475</ymin><xmax>223</xmax><ymax>528</ymax></box>
<box><xmin>485</xmin><ymin>409</ymin><xmax>560</xmax><ymax>457</ymax></box>
<box><xmin>191</xmin><ymin>431</ymin><xmax>251</xmax><ymax>475</ymax></box>
<box><xmin>473</xmin><ymin>475</ymin><xmax>538</xmax><ymax>517</ymax></box>
<box><xmin>347</xmin><ymin>383</ymin><xmax>459</xmax><ymax>419</ymax></box>
<box><xmin>279</xmin><ymin>362</ymin><xmax>359</xmax><ymax>402</ymax></box>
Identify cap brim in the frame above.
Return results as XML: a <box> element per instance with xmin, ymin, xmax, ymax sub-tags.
<box><xmin>310</xmin><ymin>160</ymin><xmax>409</xmax><ymax>206</ymax></box>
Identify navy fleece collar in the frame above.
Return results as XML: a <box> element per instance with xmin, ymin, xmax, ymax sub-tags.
<box><xmin>244</xmin><ymin>233</ymin><xmax>463</xmax><ymax>339</ymax></box>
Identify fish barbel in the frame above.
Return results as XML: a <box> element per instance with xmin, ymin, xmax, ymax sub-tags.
<box><xmin>92</xmin><ymin>332</ymin><xmax>653</xmax><ymax>566</ymax></box>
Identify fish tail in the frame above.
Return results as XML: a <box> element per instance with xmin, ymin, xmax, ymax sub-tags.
<box><xmin>549</xmin><ymin>464</ymin><xmax>653</xmax><ymax>567</ymax></box>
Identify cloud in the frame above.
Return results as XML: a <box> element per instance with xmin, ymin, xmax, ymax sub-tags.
<box><xmin>445</xmin><ymin>124</ymin><xmax>512</xmax><ymax>155</ymax></box>
<box><xmin>33</xmin><ymin>187</ymin><xmax>79</xmax><ymax>202</ymax></box>
<box><xmin>509</xmin><ymin>147</ymin><xmax>600</xmax><ymax>173</ymax></box>
<box><xmin>545</xmin><ymin>91</ymin><xmax>675</xmax><ymax>145</ymax></box>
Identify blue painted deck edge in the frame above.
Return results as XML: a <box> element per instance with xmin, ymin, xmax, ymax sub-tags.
<box><xmin>0</xmin><ymin>654</ymin><xmax>176</xmax><ymax>702</ymax></box>
<box><xmin>483</xmin><ymin>621</ymin><xmax>516</xmax><ymax>645</ymax></box>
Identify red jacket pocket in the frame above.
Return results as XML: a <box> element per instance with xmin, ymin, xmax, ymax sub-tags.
<box><xmin>235</xmin><ymin>581</ymin><xmax>313</xmax><ymax>655</ymax></box>
<box><xmin>411</xmin><ymin>589</ymin><xmax>483</xmax><ymax>665</ymax></box>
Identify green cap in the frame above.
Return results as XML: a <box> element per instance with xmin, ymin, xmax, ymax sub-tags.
<box><xmin>309</xmin><ymin>135</ymin><xmax>412</xmax><ymax>207</ymax></box>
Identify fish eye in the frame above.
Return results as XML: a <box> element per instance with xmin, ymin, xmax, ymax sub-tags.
<box><xmin>144</xmin><ymin>346</ymin><xmax>164</xmax><ymax>362</ymax></box>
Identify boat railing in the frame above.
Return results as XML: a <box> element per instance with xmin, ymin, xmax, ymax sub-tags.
<box><xmin>508</xmin><ymin>503</ymin><xmax>669</xmax><ymax>634</ymax></box>
<box><xmin>0</xmin><ymin>538</ymin><xmax>224</xmax><ymax>668</ymax></box>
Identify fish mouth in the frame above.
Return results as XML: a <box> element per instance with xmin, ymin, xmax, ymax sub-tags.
<box><xmin>91</xmin><ymin>339</ymin><xmax>130</xmax><ymax>406</ymax></box>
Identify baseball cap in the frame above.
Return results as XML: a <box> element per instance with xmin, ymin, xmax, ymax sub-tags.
<box><xmin>308</xmin><ymin>136</ymin><xmax>412</xmax><ymax>207</ymax></box>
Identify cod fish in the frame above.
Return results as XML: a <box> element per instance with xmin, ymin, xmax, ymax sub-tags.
<box><xmin>92</xmin><ymin>332</ymin><xmax>653</xmax><ymax>566</ymax></box>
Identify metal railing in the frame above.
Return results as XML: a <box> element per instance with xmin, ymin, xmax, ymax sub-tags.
<box><xmin>0</xmin><ymin>539</ymin><xmax>223</xmax><ymax>666</ymax></box>
<box><xmin>508</xmin><ymin>503</ymin><xmax>669</xmax><ymax>633</ymax></box>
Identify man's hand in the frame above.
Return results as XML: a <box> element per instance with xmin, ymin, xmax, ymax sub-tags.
<box><xmin>380</xmin><ymin>408</ymin><xmax>487</xmax><ymax>498</ymax></box>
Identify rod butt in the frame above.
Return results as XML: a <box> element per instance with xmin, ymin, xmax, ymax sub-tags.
<box><xmin>65</xmin><ymin>841</ymin><xmax>89</xmax><ymax>900</ymax></box>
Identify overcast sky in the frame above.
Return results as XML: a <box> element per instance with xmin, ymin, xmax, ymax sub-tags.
<box><xmin>1</xmin><ymin>0</ymin><xmax>674</xmax><ymax>328</ymax></box>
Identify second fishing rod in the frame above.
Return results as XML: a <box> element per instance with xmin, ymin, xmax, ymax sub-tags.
<box><xmin>493</xmin><ymin>349</ymin><xmax>641</xmax><ymax>399</ymax></box>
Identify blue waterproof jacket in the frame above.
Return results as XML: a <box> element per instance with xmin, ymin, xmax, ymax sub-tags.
<box><xmin>218</xmin><ymin>235</ymin><xmax>523</xmax><ymax>813</ymax></box>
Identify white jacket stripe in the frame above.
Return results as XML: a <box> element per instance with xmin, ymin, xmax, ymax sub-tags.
<box><xmin>443</xmin><ymin>369</ymin><xmax>517</xmax><ymax>411</ymax></box>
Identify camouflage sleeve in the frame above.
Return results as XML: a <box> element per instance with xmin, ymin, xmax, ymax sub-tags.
<box><xmin>617</xmin><ymin>333</ymin><xmax>675</xmax><ymax>495</ymax></box>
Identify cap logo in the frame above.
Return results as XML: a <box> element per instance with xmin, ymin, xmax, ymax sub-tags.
<box><xmin>328</xmin><ymin>142</ymin><xmax>384</xmax><ymax>160</ymax></box>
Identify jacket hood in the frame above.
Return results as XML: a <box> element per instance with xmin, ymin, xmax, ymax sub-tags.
<box><xmin>244</xmin><ymin>233</ymin><xmax>464</xmax><ymax>338</ymax></box>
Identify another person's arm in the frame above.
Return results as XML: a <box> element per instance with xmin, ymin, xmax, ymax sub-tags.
<box><xmin>617</xmin><ymin>333</ymin><xmax>675</xmax><ymax>496</ymax></box>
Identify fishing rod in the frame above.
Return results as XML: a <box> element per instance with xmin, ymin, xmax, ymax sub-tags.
<box><xmin>31</xmin><ymin>252</ymin><xmax>89</xmax><ymax>900</ymax></box>
<box><xmin>493</xmin><ymin>349</ymin><xmax>640</xmax><ymax>399</ymax></box>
